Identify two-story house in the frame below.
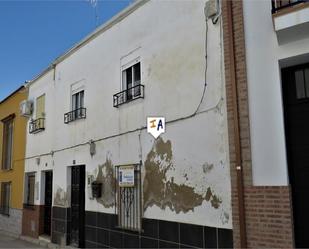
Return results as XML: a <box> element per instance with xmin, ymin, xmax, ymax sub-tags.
<box><xmin>22</xmin><ymin>0</ymin><xmax>233</xmax><ymax>248</ymax></box>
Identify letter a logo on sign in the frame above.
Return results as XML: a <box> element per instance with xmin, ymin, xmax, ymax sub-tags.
<box><xmin>147</xmin><ymin>117</ymin><xmax>165</xmax><ymax>139</ymax></box>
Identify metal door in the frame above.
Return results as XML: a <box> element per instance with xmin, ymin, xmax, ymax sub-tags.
<box><xmin>70</xmin><ymin>166</ymin><xmax>85</xmax><ymax>248</ymax></box>
<box><xmin>44</xmin><ymin>171</ymin><xmax>53</xmax><ymax>235</ymax></box>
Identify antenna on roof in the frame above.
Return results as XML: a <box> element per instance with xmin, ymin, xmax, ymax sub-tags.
<box><xmin>87</xmin><ymin>0</ymin><xmax>99</xmax><ymax>27</ymax></box>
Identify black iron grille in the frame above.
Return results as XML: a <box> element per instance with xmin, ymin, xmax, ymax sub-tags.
<box><xmin>271</xmin><ymin>0</ymin><xmax>307</xmax><ymax>13</ymax></box>
<box><xmin>115</xmin><ymin>164</ymin><xmax>142</xmax><ymax>231</ymax></box>
<box><xmin>64</xmin><ymin>108</ymin><xmax>86</xmax><ymax>124</ymax></box>
<box><xmin>113</xmin><ymin>84</ymin><xmax>144</xmax><ymax>108</ymax></box>
<box><xmin>29</xmin><ymin>118</ymin><xmax>45</xmax><ymax>134</ymax></box>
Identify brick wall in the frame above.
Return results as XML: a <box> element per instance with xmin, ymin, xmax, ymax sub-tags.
<box><xmin>221</xmin><ymin>1</ymin><xmax>294</xmax><ymax>248</ymax></box>
<box><xmin>245</xmin><ymin>186</ymin><xmax>294</xmax><ymax>248</ymax></box>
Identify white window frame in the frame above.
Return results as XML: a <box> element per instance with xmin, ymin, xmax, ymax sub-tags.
<box><xmin>121</xmin><ymin>58</ymin><xmax>141</xmax><ymax>100</ymax></box>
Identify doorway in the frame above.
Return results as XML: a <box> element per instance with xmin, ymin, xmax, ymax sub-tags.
<box><xmin>282</xmin><ymin>63</ymin><xmax>309</xmax><ymax>247</ymax></box>
<box><xmin>70</xmin><ymin>165</ymin><xmax>85</xmax><ymax>248</ymax></box>
<box><xmin>44</xmin><ymin>171</ymin><xmax>53</xmax><ymax>236</ymax></box>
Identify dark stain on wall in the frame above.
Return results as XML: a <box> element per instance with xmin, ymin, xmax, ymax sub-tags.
<box><xmin>54</xmin><ymin>187</ymin><xmax>68</xmax><ymax>207</ymax></box>
<box><xmin>96</xmin><ymin>157</ymin><xmax>116</xmax><ymax>208</ymax></box>
<box><xmin>143</xmin><ymin>138</ymin><xmax>222</xmax><ymax>213</ymax></box>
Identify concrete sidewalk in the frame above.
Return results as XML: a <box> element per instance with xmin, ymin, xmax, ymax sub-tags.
<box><xmin>0</xmin><ymin>232</ymin><xmax>43</xmax><ymax>248</ymax></box>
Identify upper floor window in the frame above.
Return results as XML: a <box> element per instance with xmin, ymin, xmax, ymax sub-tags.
<box><xmin>29</xmin><ymin>94</ymin><xmax>45</xmax><ymax>134</ymax></box>
<box><xmin>122</xmin><ymin>62</ymin><xmax>141</xmax><ymax>100</ymax></box>
<box><xmin>0</xmin><ymin>182</ymin><xmax>11</xmax><ymax>215</ymax></box>
<box><xmin>64</xmin><ymin>90</ymin><xmax>86</xmax><ymax>124</ymax></box>
<box><xmin>72</xmin><ymin>90</ymin><xmax>84</xmax><ymax>111</ymax></box>
<box><xmin>113</xmin><ymin>62</ymin><xmax>144</xmax><ymax>107</ymax></box>
<box><xmin>1</xmin><ymin>115</ymin><xmax>14</xmax><ymax>170</ymax></box>
<box><xmin>36</xmin><ymin>94</ymin><xmax>45</xmax><ymax>119</ymax></box>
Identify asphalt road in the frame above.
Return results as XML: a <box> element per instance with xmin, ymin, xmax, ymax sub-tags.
<box><xmin>0</xmin><ymin>233</ymin><xmax>43</xmax><ymax>248</ymax></box>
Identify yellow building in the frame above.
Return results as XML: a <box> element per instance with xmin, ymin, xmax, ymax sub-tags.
<box><xmin>0</xmin><ymin>86</ymin><xmax>27</xmax><ymax>235</ymax></box>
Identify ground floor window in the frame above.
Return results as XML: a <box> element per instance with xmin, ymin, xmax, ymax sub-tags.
<box><xmin>0</xmin><ymin>182</ymin><xmax>11</xmax><ymax>215</ymax></box>
<box><xmin>26</xmin><ymin>174</ymin><xmax>35</xmax><ymax>206</ymax></box>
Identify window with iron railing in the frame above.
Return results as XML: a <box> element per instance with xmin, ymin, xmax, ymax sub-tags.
<box><xmin>113</xmin><ymin>62</ymin><xmax>144</xmax><ymax>107</ymax></box>
<box><xmin>64</xmin><ymin>90</ymin><xmax>86</xmax><ymax>124</ymax></box>
<box><xmin>30</xmin><ymin>94</ymin><xmax>46</xmax><ymax>134</ymax></box>
<box><xmin>271</xmin><ymin>0</ymin><xmax>307</xmax><ymax>13</ymax></box>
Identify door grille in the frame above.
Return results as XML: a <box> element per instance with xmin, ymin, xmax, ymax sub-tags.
<box><xmin>115</xmin><ymin>164</ymin><xmax>142</xmax><ymax>231</ymax></box>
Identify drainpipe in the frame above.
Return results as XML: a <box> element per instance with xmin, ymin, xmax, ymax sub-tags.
<box><xmin>226</xmin><ymin>0</ymin><xmax>247</xmax><ymax>248</ymax></box>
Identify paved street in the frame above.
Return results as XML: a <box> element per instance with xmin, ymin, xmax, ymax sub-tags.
<box><xmin>0</xmin><ymin>233</ymin><xmax>43</xmax><ymax>248</ymax></box>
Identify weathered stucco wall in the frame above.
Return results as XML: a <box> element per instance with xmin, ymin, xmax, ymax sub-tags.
<box><xmin>25</xmin><ymin>0</ymin><xmax>231</xmax><ymax>229</ymax></box>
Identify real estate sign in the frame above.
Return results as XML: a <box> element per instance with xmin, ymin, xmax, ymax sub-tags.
<box><xmin>119</xmin><ymin>165</ymin><xmax>135</xmax><ymax>187</ymax></box>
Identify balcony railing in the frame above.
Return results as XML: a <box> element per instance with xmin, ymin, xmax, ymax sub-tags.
<box><xmin>113</xmin><ymin>84</ymin><xmax>144</xmax><ymax>108</ymax></box>
<box><xmin>271</xmin><ymin>0</ymin><xmax>307</xmax><ymax>13</ymax></box>
<box><xmin>64</xmin><ymin>108</ymin><xmax>86</xmax><ymax>124</ymax></box>
<box><xmin>29</xmin><ymin>118</ymin><xmax>45</xmax><ymax>134</ymax></box>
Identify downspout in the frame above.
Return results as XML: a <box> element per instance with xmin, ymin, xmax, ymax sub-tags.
<box><xmin>226</xmin><ymin>1</ymin><xmax>247</xmax><ymax>247</ymax></box>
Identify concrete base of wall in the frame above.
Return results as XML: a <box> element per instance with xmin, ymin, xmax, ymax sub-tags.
<box><xmin>0</xmin><ymin>208</ymin><xmax>22</xmax><ymax>235</ymax></box>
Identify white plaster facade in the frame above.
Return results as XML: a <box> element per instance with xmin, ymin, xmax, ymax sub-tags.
<box><xmin>243</xmin><ymin>1</ymin><xmax>309</xmax><ymax>186</ymax></box>
<box><xmin>24</xmin><ymin>0</ymin><xmax>231</xmax><ymax>229</ymax></box>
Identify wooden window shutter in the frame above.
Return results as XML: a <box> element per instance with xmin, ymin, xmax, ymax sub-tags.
<box><xmin>36</xmin><ymin>95</ymin><xmax>45</xmax><ymax>119</ymax></box>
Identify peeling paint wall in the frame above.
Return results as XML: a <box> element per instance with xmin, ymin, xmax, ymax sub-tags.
<box><xmin>143</xmin><ymin>137</ymin><xmax>223</xmax><ymax>213</ymax></box>
<box><xmin>53</xmin><ymin>186</ymin><xmax>69</xmax><ymax>207</ymax></box>
<box><xmin>25</xmin><ymin>0</ymin><xmax>231</xmax><ymax>229</ymax></box>
<box><xmin>93</xmin><ymin>158</ymin><xmax>116</xmax><ymax>208</ymax></box>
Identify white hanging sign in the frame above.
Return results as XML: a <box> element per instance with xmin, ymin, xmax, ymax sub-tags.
<box><xmin>119</xmin><ymin>165</ymin><xmax>135</xmax><ymax>187</ymax></box>
<box><xmin>147</xmin><ymin>117</ymin><xmax>165</xmax><ymax>139</ymax></box>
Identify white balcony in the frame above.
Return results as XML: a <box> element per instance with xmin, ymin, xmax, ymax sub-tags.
<box><xmin>272</xmin><ymin>1</ymin><xmax>309</xmax><ymax>44</ymax></box>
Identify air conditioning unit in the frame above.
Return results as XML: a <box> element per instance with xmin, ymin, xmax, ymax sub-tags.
<box><xmin>20</xmin><ymin>100</ymin><xmax>33</xmax><ymax>117</ymax></box>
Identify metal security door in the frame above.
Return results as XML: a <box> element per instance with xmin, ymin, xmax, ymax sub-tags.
<box><xmin>71</xmin><ymin>166</ymin><xmax>85</xmax><ymax>248</ymax></box>
<box><xmin>116</xmin><ymin>164</ymin><xmax>142</xmax><ymax>231</ymax></box>
<box><xmin>44</xmin><ymin>171</ymin><xmax>53</xmax><ymax>235</ymax></box>
<box><xmin>282</xmin><ymin>63</ymin><xmax>309</xmax><ymax>247</ymax></box>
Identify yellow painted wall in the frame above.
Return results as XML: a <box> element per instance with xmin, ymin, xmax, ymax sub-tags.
<box><xmin>0</xmin><ymin>87</ymin><xmax>27</xmax><ymax>209</ymax></box>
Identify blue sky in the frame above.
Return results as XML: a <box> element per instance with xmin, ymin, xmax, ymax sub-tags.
<box><xmin>0</xmin><ymin>0</ymin><xmax>132</xmax><ymax>101</ymax></box>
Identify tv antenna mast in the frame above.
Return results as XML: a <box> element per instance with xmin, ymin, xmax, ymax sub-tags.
<box><xmin>88</xmin><ymin>0</ymin><xmax>99</xmax><ymax>27</ymax></box>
